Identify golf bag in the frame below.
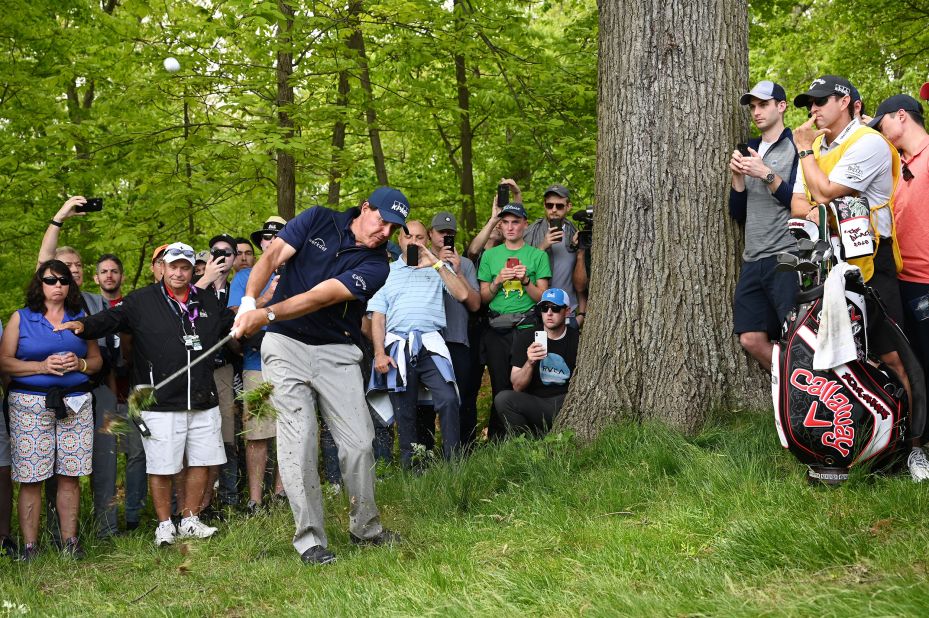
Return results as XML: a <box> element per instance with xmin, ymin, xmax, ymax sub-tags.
<box><xmin>772</xmin><ymin>201</ymin><xmax>926</xmax><ymax>484</ymax></box>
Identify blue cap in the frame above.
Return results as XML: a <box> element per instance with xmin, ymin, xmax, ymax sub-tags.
<box><xmin>367</xmin><ymin>186</ymin><xmax>410</xmax><ymax>231</ymax></box>
<box><xmin>500</xmin><ymin>202</ymin><xmax>528</xmax><ymax>219</ymax></box>
<box><xmin>538</xmin><ymin>288</ymin><xmax>569</xmax><ymax>308</ymax></box>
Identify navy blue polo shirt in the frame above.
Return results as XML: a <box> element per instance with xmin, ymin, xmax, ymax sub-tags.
<box><xmin>268</xmin><ymin>206</ymin><xmax>390</xmax><ymax>346</ymax></box>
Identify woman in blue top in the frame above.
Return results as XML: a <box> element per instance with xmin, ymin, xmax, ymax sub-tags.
<box><xmin>0</xmin><ymin>260</ymin><xmax>102</xmax><ymax>560</ymax></box>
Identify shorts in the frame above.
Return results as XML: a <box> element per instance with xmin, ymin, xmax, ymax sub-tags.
<box><xmin>0</xmin><ymin>409</ymin><xmax>11</xmax><ymax>467</ymax></box>
<box><xmin>140</xmin><ymin>406</ymin><xmax>226</xmax><ymax>475</ymax></box>
<box><xmin>868</xmin><ymin>241</ymin><xmax>905</xmax><ymax>357</ymax></box>
<box><xmin>242</xmin><ymin>369</ymin><xmax>276</xmax><ymax>440</ymax></box>
<box><xmin>214</xmin><ymin>364</ymin><xmax>238</xmax><ymax>444</ymax></box>
<box><xmin>733</xmin><ymin>255</ymin><xmax>799</xmax><ymax>338</ymax></box>
<box><xmin>8</xmin><ymin>391</ymin><xmax>94</xmax><ymax>483</ymax></box>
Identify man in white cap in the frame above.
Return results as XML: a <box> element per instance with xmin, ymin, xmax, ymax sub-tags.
<box><xmin>59</xmin><ymin>242</ymin><xmax>233</xmax><ymax>546</ymax></box>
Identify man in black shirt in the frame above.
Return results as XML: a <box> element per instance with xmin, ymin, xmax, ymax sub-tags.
<box><xmin>495</xmin><ymin>288</ymin><xmax>579</xmax><ymax>436</ymax></box>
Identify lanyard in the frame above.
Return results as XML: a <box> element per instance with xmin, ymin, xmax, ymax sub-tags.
<box><xmin>160</xmin><ymin>283</ymin><xmax>199</xmax><ymax>337</ymax></box>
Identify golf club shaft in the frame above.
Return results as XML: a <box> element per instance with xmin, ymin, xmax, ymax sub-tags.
<box><xmin>152</xmin><ymin>333</ymin><xmax>234</xmax><ymax>392</ymax></box>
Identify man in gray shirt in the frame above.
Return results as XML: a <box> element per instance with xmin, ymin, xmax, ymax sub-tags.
<box><xmin>729</xmin><ymin>80</ymin><xmax>799</xmax><ymax>370</ymax></box>
<box><xmin>522</xmin><ymin>184</ymin><xmax>582</xmax><ymax>327</ymax></box>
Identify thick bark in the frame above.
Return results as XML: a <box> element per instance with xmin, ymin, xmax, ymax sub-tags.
<box><xmin>558</xmin><ymin>0</ymin><xmax>759</xmax><ymax>440</ymax></box>
<box><xmin>276</xmin><ymin>1</ymin><xmax>296</xmax><ymax>221</ymax></box>
<box><xmin>327</xmin><ymin>70</ymin><xmax>351</xmax><ymax>207</ymax></box>
<box><xmin>347</xmin><ymin>2</ymin><xmax>388</xmax><ymax>186</ymax></box>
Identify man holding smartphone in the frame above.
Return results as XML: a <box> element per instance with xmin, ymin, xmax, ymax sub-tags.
<box><xmin>728</xmin><ymin>80</ymin><xmax>799</xmax><ymax>371</ymax></box>
<box><xmin>495</xmin><ymin>288</ymin><xmax>578</xmax><ymax>436</ymax></box>
<box><xmin>478</xmin><ymin>202</ymin><xmax>551</xmax><ymax>438</ymax></box>
<box><xmin>522</xmin><ymin>184</ymin><xmax>583</xmax><ymax>327</ymax></box>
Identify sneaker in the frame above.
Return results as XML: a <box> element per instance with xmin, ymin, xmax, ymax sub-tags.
<box><xmin>349</xmin><ymin>528</ymin><xmax>401</xmax><ymax>547</ymax></box>
<box><xmin>178</xmin><ymin>516</ymin><xmax>218</xmax><ymax>540</ymax></box>
<box><xmin>245</xmin><ymin>499</ymin><xmax>261</xmax><ymax>516</ymax></box>
<box><xmin>155</xmin><ymin>520</ymin><xmax>177</xmax><ymax>547</ymax></box>
<box><xmin>908</xmin><ymin>448</ymin><xmax>929</xmax><ymax>482</ymax></box>
<box><xmin>0</xmin><ymin>535</ymin><xmax>18</xmax><ymax>559</ymax></box>
<box><xmin>300</xmin><ymin>545</ymin><xmax>336</xmax><ymax>565</ymax></box>
<box><xmin>61</xmin><ymin>537</ymin><xmax>86</xmax><ymax>560</ymax></box>
<box><xmin>271</xmin><ymin>491</ymin><xmax>287</xmax><ymax>505</ymax></box>
<box><xmin>18</xmin><ymin>542</ymin><xmax>40</xmax><ymax>562</ymax></box>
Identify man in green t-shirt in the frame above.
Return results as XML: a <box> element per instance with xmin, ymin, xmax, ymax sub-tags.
<box><xmin>478</xmin><ymin>202</ymin><xmax>551</xmax><ymax>438</ymax></box>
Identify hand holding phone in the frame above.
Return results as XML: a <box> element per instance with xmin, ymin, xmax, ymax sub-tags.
<box><xmin>534</xmin><ymin>330</ymin><xmax>548</xmax><ymax>355</ymax></box>
<box><xmin>406</xmin><ymin>244</ymin><xmax>420</xmax><ymax>266</ymax></box>
<box><xmin>75</xmin><ymin>197</ymin><xmax>103</xmax><ymax>213</ymax></box>
<box><xmin>506</xmin><ymin>257</ymin><xmax>520</xmax><ymax>269</ymax></box>
<box><xmin>736</xmin><ymin>143</ymin><xmax>751</xmax><ymax>157</ymax></box>
<box><xmin>497</xmin><ymin>184</ymin><xmax>510</xmax><ymax>210</ymax></box>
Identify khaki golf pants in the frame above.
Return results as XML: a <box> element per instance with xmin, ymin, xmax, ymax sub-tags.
<box><xmin>261</xmin><ymin>332</ymin><xmax>383</xmax><ymax>554</ymax></box>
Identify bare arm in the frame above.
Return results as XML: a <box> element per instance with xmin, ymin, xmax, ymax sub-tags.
<box><xmin>234</xmin><ymin>278</ymin><xmax>356</xmax><ymax>338</ymax></box>
<box><xmin>510</xmin><ymin>342</ymin><xmax>545</xmax><ymax>392</ymax></box>
<box><xmin>244</xmin><ymin>237</ymin><xmax>295</xmax><ymax>300</ymax></box>
<box><xmin>0</xmin><ymin>312</ymin><xmax>62</xmax><ymax>377</ymax></box>
<box><xmin>83</xmin><ymin>339</ymin><xmax>103</xmax><ymax>374</ymax></box>
<box><xmin>37</xmin><ymin>197</ymin><xmax>87</xmax><ymax>269</ymax></box>
<box><xmin>371</xmin><ymin>311</ymin><xmax>397</xmax><ymax>375</ymax></box>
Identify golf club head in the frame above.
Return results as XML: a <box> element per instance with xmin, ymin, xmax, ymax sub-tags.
<box><xmin>776</xmin><ymin>253</ymin><xmax>801</xmax><ymax>272</ymax></box>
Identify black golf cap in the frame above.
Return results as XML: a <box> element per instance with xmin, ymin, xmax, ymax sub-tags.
<box><xmin>868</xmin><ymin>94</ymin><xmax>924</xmax><ymax>129</ymax></box>
<box><xmin>794</xmin><ymin>75</ymin><xmax>854</xmax><ymax>108</ymax></box>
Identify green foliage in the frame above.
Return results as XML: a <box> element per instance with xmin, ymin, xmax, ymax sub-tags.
<box><xmin>3</xmin><ymin>413</ymin><xmax>929</xmax><ymax>615</ymax></box>
<box><xmin>0</xmin><ymin>0</ymin><xmax>597</xmax><ymax>319</ymax></box>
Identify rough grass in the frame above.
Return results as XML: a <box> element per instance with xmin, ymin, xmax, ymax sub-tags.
<box><xmin>3</xmin><ymin>412</ymin><xmax>929</xmax><ymax>616</ymax></box>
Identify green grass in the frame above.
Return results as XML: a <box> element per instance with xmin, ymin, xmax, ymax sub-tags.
<box><xmin>3</xmin><ymin>412</ymin><xmax>929</xmax><ymax>616</ymax></box>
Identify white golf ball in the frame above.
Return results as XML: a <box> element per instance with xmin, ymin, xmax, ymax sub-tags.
<box><xmin>163</xmin><ymin>57</ymin><xmax>180</xmax><ymax>73</ymax></box>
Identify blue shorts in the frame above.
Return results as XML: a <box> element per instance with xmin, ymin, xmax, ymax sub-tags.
<box><xmin>733</xmin><ymin>256</ymin><xmax>799</xmax><ymax>339</ymax></box>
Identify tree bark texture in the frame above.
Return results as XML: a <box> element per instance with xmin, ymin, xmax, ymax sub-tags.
<box><xmin>347</xmin><ymin>2</ymin><xmax>388</xmax><ymax>187</ymax></box>
<box><xmin>276</xmin><ymin>1</ymin><xmax>296</xmax><ymax>221</ymax></box>
<box><xmin>327</xmin><ymin>70</ymin><xmax>351</xmax><ymax>207</ymax></box>
<box><xmin>558</xmin><ymin>0</ymin><xmax>761</xmax><ymax>440</ymax></box>
<box><xmin>454</xmin><ymin>0</ymin><xmax>476</xmax><ymax>236</ymax></box>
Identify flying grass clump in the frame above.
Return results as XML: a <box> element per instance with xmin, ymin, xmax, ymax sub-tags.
<box><xmin>238</xmin><ymin>381</ymin><xmax>277</xmax><ymax>421</ymax></box>
<box><xmin>127</xmin><ymin>386</ymin><xmax>156</xmax><ymax>420</ymax></box>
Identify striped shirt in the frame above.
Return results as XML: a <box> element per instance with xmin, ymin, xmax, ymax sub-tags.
<box><xmin>367</xmin><ymin>258</ymin><xmax>447</xmax><ymax>336</ymax></box>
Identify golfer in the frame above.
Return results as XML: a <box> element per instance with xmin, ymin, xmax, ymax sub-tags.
<box><xmin>233</xmin><ymin>188</ymin><xmax>408</xmax><ymax>565</ymax></box>
<box><xmin>58</xmin><ymin>242</ymin><xmax>232</xmax><ymax>547</ymax></box>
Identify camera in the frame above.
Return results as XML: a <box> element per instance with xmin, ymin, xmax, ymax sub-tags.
<box><xmin>572</xmin><ymin>205</ymin><xmax>594</xmax><ymax>250</ymax></box>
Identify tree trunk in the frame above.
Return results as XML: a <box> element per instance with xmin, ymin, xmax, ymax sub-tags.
<box><xmin>347</xmin><ymin>3</ymin><xmax>388</xmax><ymax>186</ymax></box>
<box><xmin>454</xmin><ymin>0</ymin><xmax>476</xmax><ymax>237</ymax></box>
<box><xmin>558</xmin><ymin>0</ymin><xmax>760</xmax><ymax>441</ymax></box>
<box><xmin>327</xmin><ymin>70</ymin><xmax>351</xmax><ymax>207</ymax></box>
<box><xmin>276</xmin><ymin>1</ymin><xmax>296</xmax><ymax>221</ymax></box>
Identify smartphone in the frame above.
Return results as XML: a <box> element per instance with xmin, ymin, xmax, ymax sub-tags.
<box><xmin>75</xmin><ymin>197</ymin><xmax>103</xmax><ymax>213</ymax></box>
<box><xmin>407</xmin><ymin>244</ymin><xmax>419</xmax><ymax>265</ymax></box>
<box><xmin>497</xmin><ymin>183</ymin><xmax>510</xmax><ymax>208</ymax></box>
<box><xmin>549</xmin><ymin>217</ymin><xmax>564</xmax><ymax>231</ymax></box>
<box><xmin>737</xmin><ymin>143</ymin><xmax>751</xmax><ymax>157</ymax></box>
<box><xmin>534</xmin><ymin>330</ymin><xmax>548</xmax><ymax>355</ymax></box>
<box><xmin>506</xmin><ymin>257</ymin><xmax>520</xmax><ymax>269</ymax></box>
<box><xmin>443</xmin><ymin>234</ymin><xmax>455</xmax><ymax>249</ymax></box>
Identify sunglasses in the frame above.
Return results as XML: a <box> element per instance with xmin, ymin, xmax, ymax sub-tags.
<box><xmin>903</xmin><ymin>161</ymin><xmax>914</xmax><ymax>181</ymax></box>
<box><xmin>538</xmin><ymin>303</ymin><xmax>566</xmax><ymax>313</ymax></box>
<box><xmin>166</xmin><ymin>248</ymin><xmax>195</xmax><ymax>259</ymax></box>
<box><xmin>42</xmin><ymin>276</ymin><xmax>71</xmax><ymax>286</ymax></box>
<box><xmin>261</xmin><ymin>233</ymin><xmax>276</xmax><ymax>241</ymax></box>
<box><xmin>806</xmin><ymin>95</ymin><xmax>837</xmax><ymax>109</ymax></box>
<box><xmin>544</xmin><ymin>202</ymin><xmax>568</xmax><ymax>210</ymax></box>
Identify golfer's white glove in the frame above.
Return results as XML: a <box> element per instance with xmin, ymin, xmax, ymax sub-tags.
<box><xmin>231</xmin><ymin>296</ymin><xmax>257</xmax><ymax>338</ymax></box>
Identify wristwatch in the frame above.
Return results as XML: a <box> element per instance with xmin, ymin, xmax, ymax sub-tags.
<box><xmin>762</xmin><ymin>171</ymin><xmax>776</xmax><ymax>185</ymax></box>
<box><xmin>265</xmin><ymin>307</ymin><xmax>276</xmax><ymax>322</ymax></box>
<box><xmin>798</xmin><ymin>149</ymin><xmax>815</xmax><ymax>159</ymax></box>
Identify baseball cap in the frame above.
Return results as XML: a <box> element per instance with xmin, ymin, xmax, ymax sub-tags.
<box><xmin>162</xmin><ymin>242</ymin><xmax>196</xmax><ymax>266</ymax></box>
<box><xmin>794</xmin><ymin>75</ymin><xmax>854</xmax><ymax>108</ymax></box>
<box><xmin>543</xmin><ymin>184</ymin><xmax>570</xmax><ymax>199</ymax></box>
<box><xmin>499</xmin><ymin>203</ymin><xmax>528</xmax><ymax>219</ymax></box>
<box><xmin>366</xmin><ymin>186</ymin><xmax>410</xmax><ymax>232</ymax></box>
<box><xmin>194</xmin><ymin>250</ymin><xmax>209</xmax><ymax>264</ymax></box>
<box><xmin>867</xmin><ymin>94</ymin><xmax>923</xmax><ymax>129</ymax></box>
<box><xmin>537</xmin><ymin>288</ymin><xmax>569</xmax><ymax>308</ymax></box>
<box><xmin>430</xmin><ymin>211</ymin><xmax>457</xmax><ymax>232</ymax></box>
<box><xmin>151</xmin><ymin>244</ymin><xmax>169</xmax><ymax>264</ymax></box>
<box><xmin>739</xmin><ymin>80</ymin><xmax>787</xmax><ymax>105</ymax></box>
<box><xmin>250</xmin><ymin>215</ymin><xmax>287</xmax><ymax>246</ymax></box>
<box><xmin>208</xmin><ymin>233</ymin><xmax>238</xmax><ymax>254</ymax></box>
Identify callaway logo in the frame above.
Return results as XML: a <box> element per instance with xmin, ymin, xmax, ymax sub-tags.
<box><xmin>391</xmin><ymin>200</ymin><xmax>409</xmax><ymax>218</ymax></box>
<box><xmin>309</xmin><ymin>237</ymin><xmax>327</xmax><ymax>251</ymax></box>
<box><xmin>809</xmin><ymin>78</ymin><xmax>826</xmax><ymax>89</ymax></box>
<box><xmin>352</xmin><ymin>273</ymin><xmax>367</xmax><ymax>291</ymax></box>
<box><xmin>791</xmin><ymin>368</ymin><xmax>854</xmax><ymax>457</ymax></box>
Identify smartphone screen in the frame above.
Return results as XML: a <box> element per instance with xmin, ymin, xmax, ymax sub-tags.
<box><xmin>534</xmin><ymin>330</ymin><xmax>548</xmax><ymax>354</ymax></box>
<box><xmin>506</xmin><ymin>257</ymin><xmax>520</xmax><ymax>269</ymax></box>
<box><xmin>497</xmin><ymin>184</ymin><xmax>510</xmax><ymax>208</ymax></box>
<box><xmin>407</xmin><ymin>244</ymin><xmax>419</xmax><ymax>266</ymax></box>
<box><xmin>443</xmin><ymin>234</ymin><xmax>455</xmax><ymax>248</ymax></box>
<box><xmin>76</xmin><ymin>197</ymin><xmax>103</xmax><ymax>213</ymax></box>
